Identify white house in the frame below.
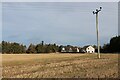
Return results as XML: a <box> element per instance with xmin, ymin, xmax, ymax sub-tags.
<box><xmin>61</xmin><ymin>47</ymin><xmax>66</xmax><ymax>52</ymax></box>
<box><xmin>68</xmin><ymin>47</ymin><xmax>72</xmax><ymax>52</ymax></box>
<box><xmin>86</xmin><ymin>46</ymin><xmax>95</xmax><ymax>53</ymax></box>
<box><xmin>76</xmin><ymin>48</ymin><xmax>79</xmax><ymax>52</ymax></box>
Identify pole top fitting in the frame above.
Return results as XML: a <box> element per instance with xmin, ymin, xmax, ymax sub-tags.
<box><xmin>93</xmin><ymin>7</ymin><xmax>102</xmax><ymax>14</ymax></box>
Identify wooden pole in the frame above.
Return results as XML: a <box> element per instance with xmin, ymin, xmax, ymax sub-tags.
<box><xmin>96</xmin><ymin>13</ymin><xmax>100</xmax><ymax>59</ymax></box>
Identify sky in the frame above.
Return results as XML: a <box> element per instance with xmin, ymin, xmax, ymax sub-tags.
<box><xmin>1</xmin><ymin>0</ymin><xmax>119</xmax><ymax>2</ymax></box>
<box><xmin>0</xmin><ymin>3</ymin><xmax>2</xmax><ymax>42</ymax></box>
<box><xmin>118</xmin><ymin>2</ymin><xmax>120</xmax><ymax>35</ymax></box>
<box><xmin>2</xmin><ymin>2</ymin><xmax>118</xmax><ymax>47</ymax></box>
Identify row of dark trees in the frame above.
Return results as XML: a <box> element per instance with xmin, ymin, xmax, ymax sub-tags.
<box><xmin>1</xmin><ymin>41</ymin><xmax>60</xmax><ymax>54</ymax></box>
<box><xmin>26</xmin><ymin>42</ymin><xmax>59</xmax><ymax>53</ymax></box>
<box><xmin>1</xmin><ymin>41</ymin><xmax>26</xmax><ymax>53</ymax></box>
<box><xmin>0</xmin><ymin>36</ymin><xmax>120</xmax><ymax>53</ymax></box>
<box><xmin>101</xmin><ymin>36</ymin><xmax>120</xmax><ymax>53</ymax></box>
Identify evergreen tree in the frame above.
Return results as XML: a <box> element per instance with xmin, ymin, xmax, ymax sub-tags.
<box><xmin>2</xmin><ymin>41</ymin><xmax>26</xmax><ymax>54</ymax></box>
<box><xmin>36</xmin><ymin>43</ymin><xmax>44</xmax><ymax>53</ymax></box>
<box><xmin>110</xmin><ymin>36</ymin><xmax>120</xmax><ymax>52</ymax></box>
<box><xmin>26</xmin><ymin>44</ymin><xmax>36</xmax><ymax>53</ymax></box>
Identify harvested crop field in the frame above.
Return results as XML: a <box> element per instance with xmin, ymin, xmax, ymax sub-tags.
<box><xmin>2</xmin><ymin>53</ymin><xmax>118</xmax><ymax>78</ymax></box>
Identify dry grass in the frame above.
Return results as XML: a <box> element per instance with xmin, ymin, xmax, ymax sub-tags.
<box><xmin>2</xmin><ymin>53</ymin><xmax>118</xmax><ymax>78</ymax></box>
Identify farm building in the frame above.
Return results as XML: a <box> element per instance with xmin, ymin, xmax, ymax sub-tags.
<box><xmin>60</xmin><ymin>46</ymin><xmax>80</xmax><ymax>53</ymax></box>
<box><xmin>86</xmin><ymin>46</ymin><xmax>95</xmax><ymax>53</ymax></box>
<box><xmin>68</xmin><ymin>47</ymin><xmax>72</xmax><ymax>52</ymax></box>
<box><xmin>76</xmin><ymin>48</ymin><xmax>79</xmax><ymax>52</ymax></box>
<box><xmin>61</xmin><ymin>47</ymin><xmax>66</xmax><ymax>52</ymax></box>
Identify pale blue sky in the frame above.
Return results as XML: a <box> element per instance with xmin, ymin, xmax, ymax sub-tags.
<box><xmin>2</xmin><ymin>2</ymin><xmax>118</xmax><ymax>47</ymax></box>
<box><xmin>0</xmin><ymin>3</ymin><xmax>2</xmax><ymax>42</ymax></box>
<box><xmin>1</xmin><ymin>0</ymin><xmax>119</xmax><ymax>2</ymax></box>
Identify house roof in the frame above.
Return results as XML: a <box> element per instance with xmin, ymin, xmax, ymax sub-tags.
<box><xmin>87</xmin><ymin>45</ymin><xmax>94</xmax><ymax>48</ymax></box>
<box><xmin>82</xmin><ymin>45</ymin><xmax>94</xmax><ymax>50</ymax></box>
<box><xmin>82</xmin><ymin>45</ymin><xmax>90</xmax><ymax>49</ymax></box>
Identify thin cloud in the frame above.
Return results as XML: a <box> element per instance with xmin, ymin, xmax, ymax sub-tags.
<box><xmin>2</xmin><ymin>2</ymin><xmax>118</xmax><ymax>46</ymax></box>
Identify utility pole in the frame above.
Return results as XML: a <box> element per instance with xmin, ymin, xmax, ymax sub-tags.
<box><xmin>93</xmin><ymin>7</ymin><xmax>102</xmax><ymax>59</ymax></box>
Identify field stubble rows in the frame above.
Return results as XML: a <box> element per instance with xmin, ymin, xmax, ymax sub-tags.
<box><xmin>2</xmin><ymin>53</ymin><xmax>118</xmax><ymax>78</ymax></box>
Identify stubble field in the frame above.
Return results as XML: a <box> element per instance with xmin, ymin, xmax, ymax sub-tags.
<box><xmin>2</xmin><ymin>53</ymin><xmax>118</xmax><ymax>78</ymax></box>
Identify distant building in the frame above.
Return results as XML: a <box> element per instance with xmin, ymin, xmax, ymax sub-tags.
<box><xmin>68</xmin><ymin>47</ymin><xmax>73</xmax><ymax>52</ymax></box>
<box><xmin>60</xmin><ymin>46</ymin><xmax>80</xmax><ymax>53</ymax></box>
<box><xmin>76</xmin><ymin>48</ymin><xmax>79</xmax><ymax>52</ymax></box>
<box><xmin>61</xmin><ymin>47</ymin><xmax>66</xmax><ymax>52</ymax></box>
<box><xmin>86</xmin><ymin>46</ymin><xmax>95</xmax><ymax>53</ymax></box>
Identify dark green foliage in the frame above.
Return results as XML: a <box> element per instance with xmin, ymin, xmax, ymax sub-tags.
<box><xmin>102</xmin><ymin>36</ymin><xmax>120</xmax><ymax>53</ymax></box>
<box><xmin>101</xmin><ymin>44</ymin><xmax>110</xmax><ymax>53</ymax></box>
<box><xmin>2</xmin><ymin>41</ymin><xmax>26</xmax><ymax>54</ymax></box>
<box><xmin>109</xmin><ymin>36</ymin><xmax>120</xmax><ymax>52</ymax></box>
<box><xmin>1</xmin><ymin>40</ymin><xmax>60</xmax><ymax>54</ymax></box>
<box><xmin>26</xmin><ymin>44</ymin><xmax>36</xmax><ymax>53</ymax></box>
<box><xmin>2</xmin><ymin>41</ymin><xmax>10</xmax><ymax>53</ymax></box>
<box><xmin>36</xmin><ymin>43</ymin><xmax>45</xmax><ymax>53</ymax></box>
<box><xmin>41</xmin><ymin>41</ymin><xmax>44</xmax><ymax>46</ymax></box>
<box><xmin>59</xmin><ymin>45</ymin><xmax>63</xmax><ymax>52</ymax></box>
<box><xmin>35</xmin><ymin>42</ymin><xmax>59</xmax><ymax>53</ymax></box>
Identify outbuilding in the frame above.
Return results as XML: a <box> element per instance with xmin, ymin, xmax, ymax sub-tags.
<box><xmin>61</xmin><ymin>47</ymin><xmax>66</xmax><ymax>52</ymax></box>
<box><xmin>86</xmin><ymin>46</ymin><xmax>95</xmax><ymax>53</ymax></box>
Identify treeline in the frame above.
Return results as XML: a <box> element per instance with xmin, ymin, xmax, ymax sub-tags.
<box><xmin>101</xmin><ymin>36</ymin><xmax>120</xmax><ymax>53</ymax></box>
<box><xmin>0</xmin><ymin>41</ymin><xmax>60</xmax><ymax>54</ymax></box>
<box><xmin>0</xmin><ymin>36</ymin><xmax>120</xmax><ymax>54</ymax></box>
<box><xmin>1</xmin><ymin>41</ymin><xmax>26</xmax><ymax>53</ymax></box>
<box><xmin>26</xmin><ymin>41</ymin><xmax>59</xmax><ymax>53</ymax></box>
